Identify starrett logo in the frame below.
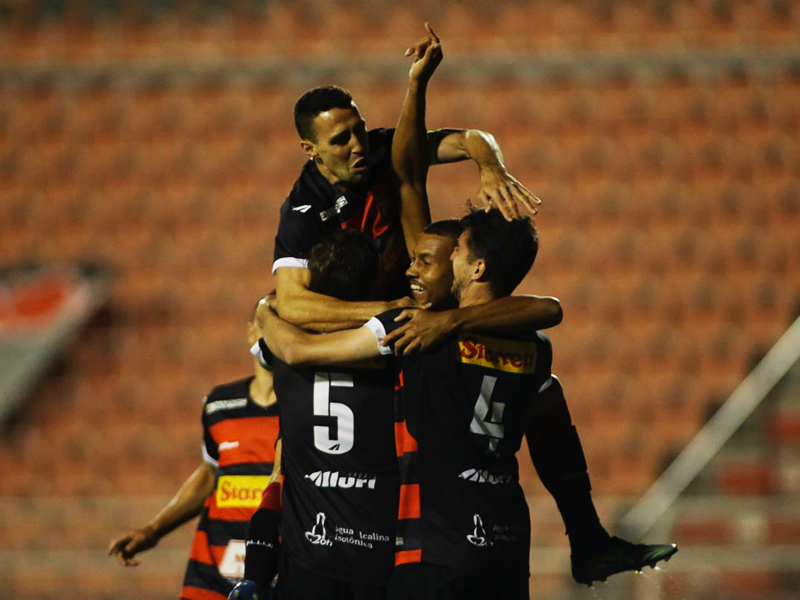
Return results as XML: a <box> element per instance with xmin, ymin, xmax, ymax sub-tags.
<box><xmin>216</xmin><ymin>475</ymin><xmax>270</xmax><ymax>508</ymax></box>
<box><xmin>458</xmin><ymin>334</ymin><xmax>538</xmax><ymax>374</ymax></box>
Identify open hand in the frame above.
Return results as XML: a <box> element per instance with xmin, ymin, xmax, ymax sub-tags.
<box><xmin>476</xmin><ymin>168</ymin><xmax>542</xmax><ymax>221</ymax></box>
<box><xmin>381</xmin><ymin>308</ymin><xmax>456</xmax><ymax>357</ymax></box>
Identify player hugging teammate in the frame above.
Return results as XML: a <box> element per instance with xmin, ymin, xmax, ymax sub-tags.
<box><xmin>110</xmin><ymin>23</ymin><xmax>677</xmax><ymax>600</ymax></box>
<box><xmin>236</xmin><ymin>23</ymin><xmax>677</xmax><ymax>600</ymax></box>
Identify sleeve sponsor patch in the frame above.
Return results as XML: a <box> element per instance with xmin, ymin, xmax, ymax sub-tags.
<box><xmin>458</xmin><ymin>333</ymin><xmax>538</xmax><ymax>374</ymax></box>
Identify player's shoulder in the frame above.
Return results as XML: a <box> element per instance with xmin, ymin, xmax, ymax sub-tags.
<box><xmin>367</xmin><ymin>128</ymin><xmax>394</xmax><ymax>166</ymax></box>
<box><xmin>369</xmin><ymin>127</ymin><xmax>394</xmax><ymax>146</ymax></box>
<box><xmin>282</xmin><ymin>160</ymin><xmax>331</xmax><ymax>212</ymax></box>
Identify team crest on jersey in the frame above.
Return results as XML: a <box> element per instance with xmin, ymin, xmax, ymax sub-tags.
<box><xmin>216</xmin><ymin>475</ymin><xmax>269</xmax><ymax>508</ymax></box>
<box><xmin>458</xmin><ymin>334</ymin><xmax>538</xmax><ymax>374</ymax></box>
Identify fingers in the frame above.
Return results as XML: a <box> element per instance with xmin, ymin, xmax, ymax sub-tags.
<box><xmin>497</xmin><ymin>185</ymin><xmax>522</xmax><ymax>220</ymax></box>
<box><xmin>393</xmin><ymin>333</ymin><xmax>410</xmax><ymax>356</ymax></box>
<box><xmin>425</xmin><ymin>22</ymin><xmax>440</xmax><ymax>44</ymax></box>
<box><xmin>508</xmin><ymin>179</ymin><xmax>542</xmax><ymax>216</ymax></box>
<box><xmin>482</xmin><ymin>190</ymin><xmax>513</xmax><ymax>221</ymax></box>
<box><xmin>401</xmin><ymin>338</ymin><xmax>422</xmax><ymax>357</ymax></box>
<box><xmin>381</xmin><ymin>329</ymin><xmax>398</xmax><ymax>346</ymax></box>
<box><xmin>393</xmin><ymin>309</ymin><xmax>415</xmax><ymax>322</ymax></box>
<box><xmin>407</xmin><ymin>23</ymin><xmax>441</xmax><ymax>59</ymax></box>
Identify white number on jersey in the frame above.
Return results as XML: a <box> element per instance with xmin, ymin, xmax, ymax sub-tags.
<box><xmin>313</xmin><ymin>372</ymin><xmax>355</xmax><ymax>455</ymax></box>
<box><xmin>470</xmin><ymin>375</ymin><xmax>505</xmax><ymax>453</ymax></box>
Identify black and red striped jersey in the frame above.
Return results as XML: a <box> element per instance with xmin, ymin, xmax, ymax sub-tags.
<box><xmin>272</xmin><ymin>357</ymin><xmax>399</xmax><ymax>587</ymax></box>
<box><xmin>181</xmin><ymin>376</ymin><xmax>280</xmax><ymax>600</ymax></box>
<box><xmin>368</xmin><ymin>309</ymin><xmax>553</xmax><ymax>578</ymax></box>
<box><xmin>272</xmin><ymin>128</ymin><xmax>410</xmax><ymax>300</ymax></box>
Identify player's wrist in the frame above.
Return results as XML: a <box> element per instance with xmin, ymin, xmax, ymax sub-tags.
<box><xmin>141</xmin><ymin>522</ymin><xmax>160</xmax><ymax>543</ymax></box>
<box><xmin>441</xmin><ymin>309</ymin><xmax>462</xmax><ymax>334</ymax></box>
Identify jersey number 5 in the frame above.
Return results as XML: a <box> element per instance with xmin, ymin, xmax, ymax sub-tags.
<box><xmin>470</xmin><ymin>375</ymin><xmax>505</xmax><ymax>453</ymax></box>
<box><xmin>313</xmin><ymin>372</ymin><xmax>354</xmax><ymax>455</ymax></box>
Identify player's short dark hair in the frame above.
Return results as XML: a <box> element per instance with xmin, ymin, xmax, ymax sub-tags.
<box><xmin>424</xmin><ymin>219</ymin><xmax>463</xmax><ymax>241</ymax></box>
<box><xmin>307</xmin><ymin>229</ymin><xmax>379</xmax><ymax>302</ymax></box>
<box><xmin>294</xmin><ymin>86</ymin><xmax>355</xmax><ymax>142</ymax></box>
<box><xmin>459</xmin><ymin>209</ymin><xmax>538</xmax><ymax>297</ymax></box>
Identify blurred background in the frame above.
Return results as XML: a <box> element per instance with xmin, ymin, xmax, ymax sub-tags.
<box><xmin>1</xmin><ymin>1</ymin><xmax>799</xmax><ymax>598</ymax></box>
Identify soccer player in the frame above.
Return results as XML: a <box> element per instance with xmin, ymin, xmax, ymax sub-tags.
<box><xmin>108</xmin><ymin>312</ymin><xmax>280</xmax><ymax>600</ymax></box>
<box><xmin>242</xmin><ymin>37</ymin><xmax>562</xmax><ymax>600</ymax></box>
<box><xmin>255</xmin><ymin>32</ymin><xmax>677</xmax><ymax>594</ymax></box>
<box><xmin>272</xmin><ymin>23</ymin><xmax>543</xmax><ymax>332</ymax></box>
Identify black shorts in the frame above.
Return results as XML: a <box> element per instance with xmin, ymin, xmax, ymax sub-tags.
<box><xmin>276</xmin><ymin>553</ymin><xmax>387</xmax><ymax>600</ymax></box>
<box><xmin>387</xmin><ymin>563</ymin><xmax>529</xmax><ymax>600</ymax></box>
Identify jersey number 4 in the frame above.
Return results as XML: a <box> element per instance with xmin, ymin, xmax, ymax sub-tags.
<box><xmin>313</xmin><ymin>372</ymin><xmax>354</xmax><ymax>455</ymax></box>
<box><xmin>470</xmin><ymin>375</ymin><xmax>505</xmax><ymax>453</ymax></box>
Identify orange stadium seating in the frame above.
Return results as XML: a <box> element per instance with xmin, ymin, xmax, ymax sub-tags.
<box><xmin>1</xmin><ymin>1</ymin><xmax>800</xmax><ymax>598</ymax></box>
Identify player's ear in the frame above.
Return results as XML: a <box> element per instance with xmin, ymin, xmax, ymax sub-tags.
<box><xmin>300</xmin><ymin>140</ymin><xmax>318</xmax><ymax>159</ymax></box>
<box><xmin>472</xmin><ymin>259</ymin><xmax>486</xmax><ymax>282</ymax></box>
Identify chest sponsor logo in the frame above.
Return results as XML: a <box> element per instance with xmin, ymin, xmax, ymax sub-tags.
<box><xmin>458</xmin><ymin>468</ymin><xmax>513</xmax><ymax>485</ymax></box>
<box><xmin>205</xmin><ymin>398</ymin><xmax>248</xmax><ymax>415</ymax></box>
<box><xmin>304</xmin><ymin>471</ymin><xmax>376</xmax><ymax>490</ymax></box>
<box><xmin>219</xmin><ymin>441</ymin><xmax>239</xmax><ymax>451</ymax></box>
<box><xmin>458</xmin><ymin>334</ymin><xmax>538</xmax><ymax>374</ymax></box>
<box><xmin>216</xmin><ymin>475</ymin><xmax>269</xmax><ymax>508</ymax></box>
<box><xmin>319</xmin><ymin>196</ymin><xmax>348</xmax><ymax>222</ymax></box>
<box><xmin>217</xmin><ymin>539</ymin><xmax>246</xmax><ymax>580</ymax></box>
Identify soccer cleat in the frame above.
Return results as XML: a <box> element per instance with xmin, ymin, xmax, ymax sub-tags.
<box><xmin>228</xmin><ymin>580</ymin><xmax>261</xmax><ymax>600</ymax></box>
<box><xmin>571</xmin><ymin>536</ymin><xmax>678</xmax><ymax>586</ymax></box>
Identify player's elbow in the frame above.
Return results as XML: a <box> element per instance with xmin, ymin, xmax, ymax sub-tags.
<box><xmin>542</xmin><ymin>297</ymin><xmax>563</xmax><ymax>328</ymax></box>
<box><xmin>280</xmin><ymin>343</ymin><xmax>310</xmax><ymax>368</ymax></box>
<box><xmin>274</xmin><ymin>295</ymin><xmax>314</xmax><ymax>328</ymax></box>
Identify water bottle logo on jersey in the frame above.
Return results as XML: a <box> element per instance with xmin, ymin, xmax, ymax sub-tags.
<box><xmin>467</xmin><ymin>514</ymin><xmax>493</xmax><ymax>548</ymax></box>
<box><xmin>305</xmin><ymin>512</ymin><xmax>333</xmax><ymax>546</ymax></box>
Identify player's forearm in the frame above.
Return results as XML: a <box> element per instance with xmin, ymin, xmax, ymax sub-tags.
<box><xmin>268</xmin><ymin>440</ymin><xmax>282</xmax><ymax>485</ymax></box>
<box><xmin>395</xmin><ymin>79</ymin><xmax>431</xmax><ymax>195</ymax></box>
<box><xmin>147</xmin><ymin>464</ymin><xmax>215</xmax><ymax>539</ymax></box>
<box><xmin>277</xmin><ymin>294</ymin><xmax>389</xmax><ymax>333</ymax></box>
<box><xmin>395</xmin><ymin>80</ymin><xmax>432</xmax><ymax>254</ymax></box>
<box><xmin>430</xmin><ymin>128</ymin><xmax>505</xmax><ymax>172</ymax></box>
<box><xmin>445</xmin><ymin>295</ymin><xmax>563</xmax><ymax>333</ymax></box>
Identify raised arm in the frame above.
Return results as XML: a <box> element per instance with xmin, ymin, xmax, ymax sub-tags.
<box><xmin>256</xmin><ymin>299</ymin><xmax>384</xmax><ymax>367</ymax></box>
<box><xmin>382</xmin><ymin>295</ymin><xmax>563</xmax><ymax>356</ymax></box>
<box><xmin>393</xmin><ymin>23</ymin><xmax>440</xmax><ymax>255</ymax></box>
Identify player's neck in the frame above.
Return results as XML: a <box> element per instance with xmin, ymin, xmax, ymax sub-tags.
<box><xmin>315</xmin><ymin>162</ymin><xmax>351</xmax><ymax>192</ymax></box>
<box><xmin>457</xmin><ymin>283</ymin><xmax>496</xmax><ymax>309</ymax></box>
<box><xmin>250</xmin><ymin>362</ymin><xmax>277</xmax><ymax>409</ymax></box>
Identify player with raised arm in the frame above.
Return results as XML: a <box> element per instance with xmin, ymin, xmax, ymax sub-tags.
<box><xmin>109</xmin><ymin>311</ymin><xmax>280</xmax><ymax>600</ymax></box>
<box><xmin>255</xmin><ymin>31</ymin><xmax>677</xmax><ymax>597</ymax></box>
<box><xmin>272</xmin><ymin>23</ymin><xmax>543</xmax><ymax>333</ymax></box>
<box><xmin>237</xmin><ymin>28</ymin><xmax>563</xmax><ymax>600</ymax></box>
